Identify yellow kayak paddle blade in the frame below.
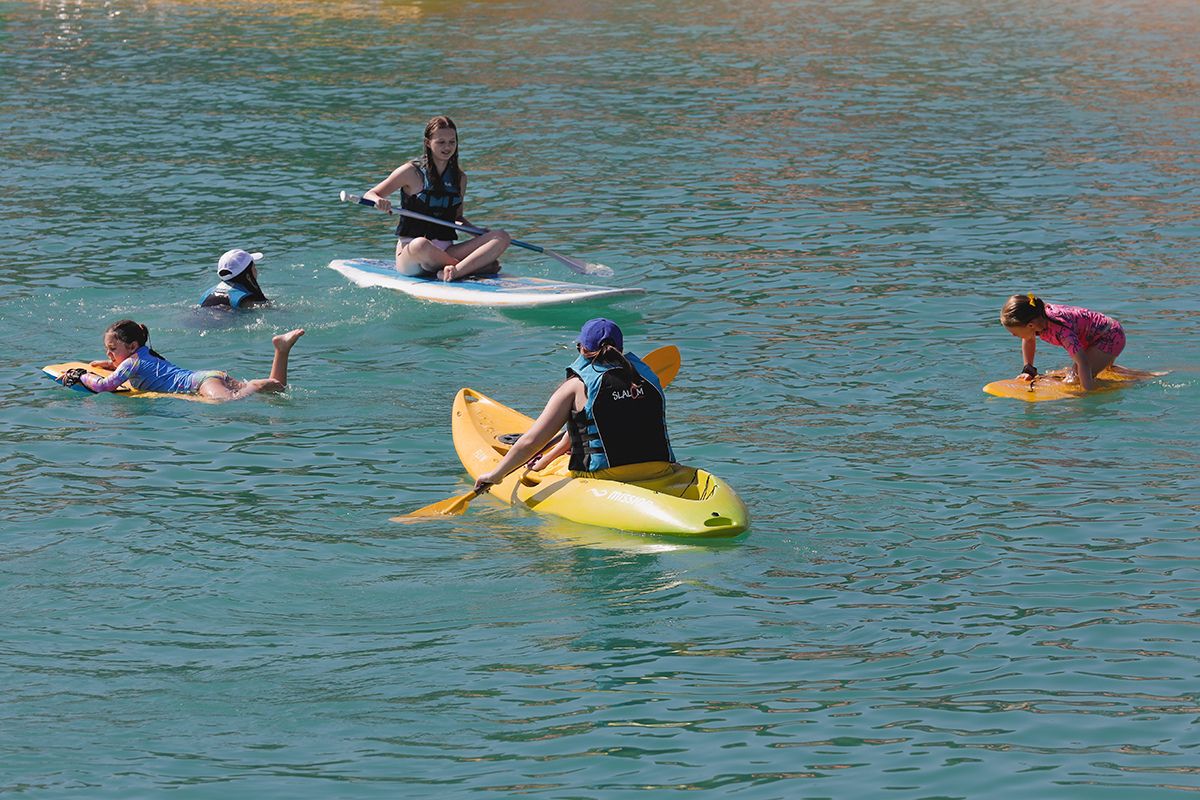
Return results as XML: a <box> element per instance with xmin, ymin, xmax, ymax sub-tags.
<box><xmin>641</xmin><ymin>345</ymin><xmax>680</xmax><ymax>387</ymax></box>
<box><xmin>389</xmin><ymin>488</ymin><xmax>481</xmax><ymax>523</ymax></box>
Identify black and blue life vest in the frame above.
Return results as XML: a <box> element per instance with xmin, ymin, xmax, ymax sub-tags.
<box><xmin>397</xmin><ymin>159</ymin><xmax>463</xmax><ymax>241</ymax></box>
<box><xmin>566</xmin><ymin>352</ymin><xmax>674</xmax><ymax>472</ymax></box>
<box><xmin>198</xmin><ymin>274</ymin><xmax>268</xmax><ymax>310</ymax></box>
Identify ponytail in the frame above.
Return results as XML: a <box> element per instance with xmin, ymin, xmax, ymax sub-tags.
<box><xmin>595</xmin><ymin>342</ymin><xmax>639</xmax><ymax>384</ymax></box>
<box><xmin>229</xmin><ymin>268</ymin><xmax>268</xmax><ymax>303</ymax></box>
<box><xmin>106</xmin><ymin>319</ymin><xmax>165</xmax><ymax>359</ymax></box>
<box><xmin>1000</xmin><ymin>293</ymin><xmax>1047</xmax><ymax>327</ymax></box>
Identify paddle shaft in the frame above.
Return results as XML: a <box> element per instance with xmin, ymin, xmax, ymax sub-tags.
<box><xmin>343</xmin><ymin>192</ymin><xmax>549</xmax><ymax>255</ymax></box>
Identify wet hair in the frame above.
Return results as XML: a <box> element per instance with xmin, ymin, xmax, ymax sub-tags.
<box><xmin>228</xmin><ymin>265</ymin><xmax>268</xmax><ymax>304</ymax></box>
<box><xmin>1000</xmin><ymin>293</ymin><xmax>1049</xmax><ymax>327</ymax></box>
<box><xmin>420</xmin><ymin>115</ymin><xmax>461</xmax><ymax>195</ymax></box>
<box><xmin>106</xmin><ymin>319</ymin><xmax>164</xmax><ymax>359</ymax></box>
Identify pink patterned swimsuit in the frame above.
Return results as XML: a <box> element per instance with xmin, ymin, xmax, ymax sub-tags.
<box><xmin>1039</xmin><ymin>303</ymin><xmax>1126</xmax><ymax>358</ymax></box>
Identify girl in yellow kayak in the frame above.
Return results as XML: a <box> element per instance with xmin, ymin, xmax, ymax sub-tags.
<box><xmin>363</xmin><ymin>115</ymin><xmax>511</xmax><ymax>282</ymax></box>
<box><xmin>473</xmin><ymin>319</ymin><xmax>674</xmax><ymax>493</ymax></box>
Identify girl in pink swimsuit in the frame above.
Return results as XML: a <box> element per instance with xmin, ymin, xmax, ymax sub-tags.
<box><xmin>1000</xmin><ymin>293</ymin><xmax>1127</xmax><ymax>391</ymax></box>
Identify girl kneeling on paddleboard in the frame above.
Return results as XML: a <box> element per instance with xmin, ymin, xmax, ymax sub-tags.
<box><xmin>473</xmin><ymin>318</ymin><xmax>675</xmax><ymax>494</ymax></box>
<box><xmin>1001</xmin><ymin>293</ymin><xmax>1127</xmax><ymax>392</ymax></box>
<box><xmin>60</xmin><ymin>319</ymin><xmax>304</xmax><ymax>402</ymax></box>
<box><xmin>363</xmin><ymin>115</ymin><xmax>510</xmax><ymax>282</ymax></box>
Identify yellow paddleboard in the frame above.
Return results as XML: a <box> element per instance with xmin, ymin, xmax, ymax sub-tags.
<box><xmin>42</xmin><ymin>361</ymin><xmax>217</xmax><ymax>403</ymax></box>
<box><xmin>983</xmin><ymin>366</ymin><xmax>1168</xmax><ymax>403</ymax></box>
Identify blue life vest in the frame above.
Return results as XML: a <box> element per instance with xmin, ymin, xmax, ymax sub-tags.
<box><xmin>199</xmin><ymin>274</ymin><xmax>267</xmax><ymax>310</ymax></box>
<box><xmin>199</xmin><ymin>281</ymin><xmax>252</xmax><ymax>309</ymax></box>
<box><xmin>566</xmin><ymin>352</ymin><xmax>673</xmax><ymax>472</ymax></box>
<box><xmin>397</xmin><ymin>159</ymin><xmax>462</xmax><ymax>241</ymax></box>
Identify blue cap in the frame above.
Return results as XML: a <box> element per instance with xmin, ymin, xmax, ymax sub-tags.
<box><xmin>576</xmin><ymin>318</ymin><xmax>623</xmax><ymax>351</ymax></box>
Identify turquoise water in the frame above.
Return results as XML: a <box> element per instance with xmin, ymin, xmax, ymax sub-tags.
<box><xmin>3</xmin><ymin>0</ymin><xmax>1199</xmax><ymax>796</ymax></box>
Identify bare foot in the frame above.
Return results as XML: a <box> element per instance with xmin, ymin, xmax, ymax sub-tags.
<box><xmin>273</xmin><ymin>328</ymin><xmax>305</xmax><ymax>351</ymax></box>
<box><xmin>438</xmin><ymin>264</ymin><xmax>459</xmax><ymax>282</ymax></box>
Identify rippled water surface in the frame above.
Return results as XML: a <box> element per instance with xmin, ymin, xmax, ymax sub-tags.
<box><xmin>3</xmin><ymin>0</ymin><xmax>1199</xmax><ymax>796</ymax></box>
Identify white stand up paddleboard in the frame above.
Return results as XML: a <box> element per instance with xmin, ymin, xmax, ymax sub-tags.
<box><xmin>328</xmin><ymin>259</ymin><xmax>643</xmax><ymax>308</ymax></box>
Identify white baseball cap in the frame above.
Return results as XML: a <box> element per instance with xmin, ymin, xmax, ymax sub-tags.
<box><xmin>217</xmin><ymin>249</ymin><xmax>264</xmax><ymax>280</ymax></box>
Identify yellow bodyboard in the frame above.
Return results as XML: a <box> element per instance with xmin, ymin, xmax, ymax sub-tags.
<box><xmin>42</xmin><ymin>361</ymin><xmax>217</xmax><ymax>403</ymax></box>
<box><xmin>983</xmin><ymin>366</ymin><xmax>1167</xmax><ymax>403</ymax></box>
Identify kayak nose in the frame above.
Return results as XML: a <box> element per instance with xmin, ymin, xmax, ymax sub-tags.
<box><xmin>701</xmin><ymin>510</ymin><xmax>748</xmax><ymax>536</ymax></box>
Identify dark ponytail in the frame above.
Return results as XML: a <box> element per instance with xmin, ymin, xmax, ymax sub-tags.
<box><xmin>595</xmin><ymin>342</ymin><xmax>640</xmax><ymax>384</ymax></box>
<box><xmin>1000</xmin><ymin>293</ymin><xmax>1048</xmax><ymax>327</ymax></box>
<box><xmin>107</xmin><ymin>319</ymin><xmax>165</xmax><ymax>359</ymax></box>
<box><xmin>229</xmin><ymin>268</ymin><xmax>268</xmax><ymax>303</ymax></box>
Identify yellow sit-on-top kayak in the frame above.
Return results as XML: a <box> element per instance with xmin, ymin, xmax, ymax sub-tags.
<box><xmin>452</xmin><ymin>388</ymin><xmax>749</xmax><ymax>537</ymax></box>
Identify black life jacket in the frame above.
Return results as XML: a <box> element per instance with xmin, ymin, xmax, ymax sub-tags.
<box><xmin>397</xmin><ymin>159</ymin><xmax>463</xmax><ymax>240</ymax></box>
<box><xmin>566</xmin><ymin>352</ymin><xmax>673</xmax><ymax>472</ymax></box>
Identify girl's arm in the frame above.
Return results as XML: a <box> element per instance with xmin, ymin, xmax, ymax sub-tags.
<box><xmin>474</xmin><ymin>381</ymin><xmax>578</xmax><ymax>492</ymax></box>
<box><xmin>528</xmin><ymin>431</ymin><xmax>570</xmax><ymax>471</ymax></box>
<box><xmin>1018</xmin><ymin>337</ymin><xmax>1038</xmax><ymax>381</ymax></box>
<box><xmin>364</xmin><ymin>163</ymin><xmax>419</xmax><ymax>213</ymax></box>
<box><xmin>81</xmin><ymin>358</ymin><xmax>136</xmax><ymax>393</ymax></box>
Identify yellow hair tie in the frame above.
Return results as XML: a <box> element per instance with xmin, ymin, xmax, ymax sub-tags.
<box><xmin>1027</xmin><ymin>292</ymin><xmax>1037</xmax><ymax>306</ymax></box>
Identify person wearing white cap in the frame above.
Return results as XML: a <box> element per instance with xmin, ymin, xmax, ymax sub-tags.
<box><xmin>199</xmin><ymin>249</ymin><xmax>270</xmax><ymax>309</ymax></box>
<box><xmin>472</xmin><ymin>318</ymin><xmax>675</xmax><ymax>495</ymax></box>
